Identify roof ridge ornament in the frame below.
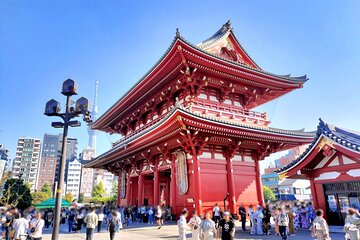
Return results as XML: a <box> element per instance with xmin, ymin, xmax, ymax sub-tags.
<box><xmin>223</xmin><ymin>20</ymin><xmax>232</xmax><ymax>30</ymax></box>
<box><xmin>176</xmin><ymin>28</ymin><xmax>181</xmax><ymax>38</ymax></box>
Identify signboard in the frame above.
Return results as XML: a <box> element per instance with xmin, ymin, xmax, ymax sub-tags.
<box><xmin>327</xmin><ymin>195</ymin><xmax>337</xmax><ymax>212</ymax></box>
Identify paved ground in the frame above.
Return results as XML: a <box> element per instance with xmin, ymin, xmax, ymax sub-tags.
<box><xmin>41</xmin><ymin>221</ymin><xmax>344</xmax><ymax>240</ymax></box>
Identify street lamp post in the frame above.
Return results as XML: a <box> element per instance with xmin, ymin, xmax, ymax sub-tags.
<box><xmin>44</xmin><ymin>79</ymin><xmax>91</xmax><ymax>240</ymax></box>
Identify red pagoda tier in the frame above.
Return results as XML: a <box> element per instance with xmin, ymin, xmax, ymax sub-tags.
<box><xmin>85</xmin><ymin>21</ymin><xmax>314</xmax><ymax>217</ymax></box>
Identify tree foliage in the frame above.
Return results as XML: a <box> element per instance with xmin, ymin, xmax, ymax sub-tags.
<box><xmin>32</xmin><ymin>191</ymin><xmax>49</xmax><ymax>205</ymax></box>
<box><xmin>89</xmin><ymin>195</ymin><xmax>116</xmax><ymax>204</ymax></box>
<box><xmin>64</xmin><ymin>192</ymin><xmax>73</xmax><ymax>203</ymax></box>
<box><xmin>112</xmin><ymin>181</ymin><xmax>118</xmax><ymax>195</ymax></box>
<box><xmin>263</xmin><ymin>186</ymin><xmax>276</xmax><ymax>202</ymax></box>
<box><xmin>78</xmin><ymin>193</ymin><xmax>84</xmax><ymax>203</ymax></box>
<box><xmin>92</xmin><ymin>181</ymin><xmax>106</xmax><ymax>197</ymax></box>
<box><xmin>41</xmin><ymin>183</ymin><xmax>52</xmax><ymax>198</ymax></box>
<box><xmin>1</xmin><ymin>178</ymin><xmax>32</xmax><ymax>210</ymax></box>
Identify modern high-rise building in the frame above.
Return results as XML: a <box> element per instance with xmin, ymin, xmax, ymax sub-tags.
<box><xmin>37</xmin><ymin>134</ymin><xmax>59</xmax><ymax>190</ymax></box>
<box><xmin>0</xmin><ymin>144</ymin><xmax>9</xmax><ymax>181</ymax></box>
<box><xmin>37</xmin><ymin>134</ymin><xmax>80</xmax><ymax>198</ymax></box>
<box><xmin>11</xmin><ymin>137</ymin><xmax>41</xmax><ymax>191</ymax></box>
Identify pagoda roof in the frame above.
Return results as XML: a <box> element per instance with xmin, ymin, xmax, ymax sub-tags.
<box><xmin>276</xmin><ymin>119</ymin><xmax>360</xmax><ymax>177</ymax></box>
<box><xmin>85</xmin><ymin>104</ymin><xmax>315</xmax><ymax>169</ymax></box>
<box><xmin>92</xmin><ymin>21</ymin><xmax>308</xmax><ymax>131</ymax></box>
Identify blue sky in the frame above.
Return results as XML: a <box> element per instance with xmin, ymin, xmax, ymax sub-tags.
<box><xmin>1</xmin><ymin>1</ymin><xmax>360</xmax><ymax>165</ymax></box>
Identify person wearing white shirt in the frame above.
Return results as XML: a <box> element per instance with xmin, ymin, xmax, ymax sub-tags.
<box><xmin>177</xmin><ymin>209</ymin><xmax>189</xmax><ymax>240</ymax></box>
<box><xmin>188</xmin><ymin>210</ymin><xmax>201</xmax><ymax>240</ymax></box>
<box><xmin>12</xmin><ymin>213</ymin><xmax>29</xmax><ymax>240</ymax></box>
<box><xmin>97</xmin><ymin>210</ymin><xmax>104</xmax><ymax>232</ymax></box>
<box><xmin>28</xmin><ymin>211</ymin><xmax>45</xmax><ymax>240</ymax></box>
<box><xmin>212</xmin><ymin>203</ymin><xmax>220</xmax><ymax>226</ymax></box>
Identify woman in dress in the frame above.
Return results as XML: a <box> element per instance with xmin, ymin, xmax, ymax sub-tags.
<box><xmin>200</xmin><ymin>212</ymin><xmax>217</xmax><ymax>240</ymax></box>
<box><xmin>300</xmin><ymin>205</ymin><xmax>310</xmax><ymax>229</ymax></box>
<box><xmin>188</xmin><ymin>210</ymin><xmax>201</xmax><ymax>240</ymax></box>
<box><xmin>256</xmin><ymin>206</ymin><xmax>264</xmax><ymax>235</ymax></box>
<box><xmin>248</xmin><ymin>205</ymin><xmax>257</xmax><ymax>235</ymax></box>
<box><xmin>262</xmin><ymin>204</ymin><xmax>271</xmax><ymax>235</ymax></box>
<box><xmin>287</xmin><ymin>205</ymin><xmax>296</xmax><ymax>236</ymax></box>
<box><xmin>311</xmin><ymin>209</ymin><xmax>331</xmax><ymax>240</ymax></box>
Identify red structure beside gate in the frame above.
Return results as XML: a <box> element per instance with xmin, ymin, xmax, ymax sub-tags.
<box><xmin>277</xmin><ymin>119</ymin><xmax>360</xmax><ymax>225</ymax></box>
<box><xmin>85</xmin><ymin>21</ymin><xmax>314</xmax><ymax>217</ymax></box>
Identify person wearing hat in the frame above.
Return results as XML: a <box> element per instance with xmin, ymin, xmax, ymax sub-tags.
<box><xmin>218</xmin><ymin>211</ymin><xmax>235</xmax><ymax>240</ymax></box>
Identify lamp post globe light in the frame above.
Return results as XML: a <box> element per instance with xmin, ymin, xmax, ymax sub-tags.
<box><xmin>44</xmin><ymin>79</ymin><xmax>91</xmax><ymax>240</ymax></box>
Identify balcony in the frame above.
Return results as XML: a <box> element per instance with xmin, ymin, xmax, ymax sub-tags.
<box><xmin>191</xmin><ymin>99</ymin><xmax>270</xmax><ymax>126</ymax></box>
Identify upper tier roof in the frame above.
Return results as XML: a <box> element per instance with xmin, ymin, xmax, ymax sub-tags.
<box><xmin>92</xmin><ymin>21</ymin><xmax>308</xmax><ymax>131</ymax></box>
<box><xmin>276</xmin><ymin>119</ymin><xmax>360</xmax><ymax>175</ymax></box>
<box><xmin>85</xmin><ymin>104</ymin><xmax>315</xmax><ymax>169</ymax></box>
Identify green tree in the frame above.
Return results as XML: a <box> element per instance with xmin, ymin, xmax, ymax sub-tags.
<box><xmin>1</xmin><ymin>178</ymin><xmax>32</xmax><ymax>210</ymax></box>
<box><xmin>32</xmin><ymin>191</ymin><xmax>49</xmax><ymax>204</ymax></box>
<box><xmin>64</xmin><ymin>192</ymin><xmax>73</xmax><ymax>203</ymax></box>
<box><xmin>263</xmin><ymin>186</ymin><xmax>276</xmax><ymax>202</ymax></box>
<box><xmin>112</xmin><ymin>181</ymin><xmax>118</xmax><ymax>195</ymax></box>
<box><xmin>41</xmin><ymin>183</ymin><xmax>52</xmax><ymax>198</ymax></box>
<box><xmin>92</xmin><ymin>181</ymin><xmax>106</xmax><ymax>197</ymax></box>
<box><xmin>78</xmin><ymin>193</ymin><xmax>84</xmax><ymax>203</ymax></box>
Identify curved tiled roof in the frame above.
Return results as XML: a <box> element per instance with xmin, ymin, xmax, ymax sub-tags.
<box><xmin>86</xmin><ymin>104</ymin><xmax>315</xmax><ymax>168</ymax></box>
<box><xmin>92</xmin><ymin>21</ymin><xmax>308</xmax><ymax>130</ymax></box>
<box><xmin>276</xmin><ymin>119</ymin><xmax>360</xmax><ymax>174</ymax></box>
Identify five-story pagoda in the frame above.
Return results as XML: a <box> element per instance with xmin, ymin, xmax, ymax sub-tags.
<box><xmin>85</xmin><ymin>21</ymin><xmax>314</xmax><ymax>217</ymax></box>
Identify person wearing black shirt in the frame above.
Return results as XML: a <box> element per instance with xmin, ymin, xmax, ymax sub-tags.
<box><xmin>218</xmin><ymin>212</ymin><xmax>235</xmax><ymax>240</ymax></box>
<box><xmin>238</xmin><ymin>204</ymin><xmax>246</xmax><ymax>231</ymax></box>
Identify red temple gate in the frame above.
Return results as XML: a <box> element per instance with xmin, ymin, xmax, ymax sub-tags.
<box><xmin>85</xmin><ymin>21</ymin><xmax>314</xmax><ymax>217</ymax></box>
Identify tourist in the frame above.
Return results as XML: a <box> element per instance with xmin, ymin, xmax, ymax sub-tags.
<box><xmin>28</xmin><ymin>211</ymin><xmax>45</xmax><ymax>240</ymax></box>
<box><xmin>177</xmin><ymin>208</ymin><xmax>189</xmax><ymax>240</ymax></box>
<box><xmin>299</xmin><ymin>205</ymin><xmax>310</xmax><ymax>229</ymax></box>
<box><xmin>155</xmin><ymin>205</ymin><xmax>163</xmax><ymax>229</ymax></box>
<box><xmin>277</xmin><ymin>205</ymin><xmax>289</xmax><ymax>240</ymax></box>
<box><xmin>248</xmin><ymin>204</ymin><xmax>256</xmax><ymax>235</ymax></box>
<box><xmin>287</xmin><ymin>205</ymin><xmax>296</xmax><ymax>236</ymax></box>
<box><xmin>140</xmin><ymin>205</ymin><xmax>146</xmax><ymax>223</ymax></box>
<box><xmin>45</xmin><ymin>210</ymin><xmax>53</xmax><ymax>229</ymax></box>
<box><xmin>12</xmin><ymin>213</ymin><xmax>28</xmax><ymax>240</ymax></box>
<box><xmin>188</xmin><ymin>210</ymin><xmax>201</xmax><ymax>240</ymax></box>
<box><xmin>148</xmin><ymin>207</ymin><xmax>154</xmax><ymax>224</ymax></box>
<box><xmin>107</xmin><ymin>211</ymin><xmax>117</xmax><ymax>240</ymax></box>
<box><xmin>67</xmin><ymin>209</ymin><xmax>76</xmax><ymax>233</ymax></box>
<box><xmin>218</xmin><ymin>211</ymin><xmax>235</xmax><ymax>240</ymax></box>
<box><xmin>97</xmin><ymin>209</ymin><xmax>104</xmax><ymax>232</ymax></box>
<box><xmin>273</xmin><ymin>207</ymin><xmax>280</xmax><ymax>235</ymax></box>
<box><xmin>262</xmin><ymin>204</ymin><xmax>271</xmax><ymax>235</ymax></box>
<box><xmin>84</xmin><ymin>207</ymin><xmax>98</xmax><ymax>240</ymax></box>
<box><xmin>200</xmin><ymin>212</ymin><xmax>217</xmax><ymax>240</ymax></box>
<box><xmin>238</xmin><ymin>204</ymin><xmax>246</xmax><ymax>231</ymax></box>
<box><xmin>308</xmin><ymin>202</ymin><xmax>316</xmax><ymax>224</ymax></box>
<box><xmin>75</xmin><ymin>209</ymin><xmax>85</xmax><ymax>232</ymax></box>
<box><xmin>310</xmin><ymin>209</ymin><xmax>330</xmax><ymax>240</ymax></box>
<box><xmin>61</xmin><ymin>209</ymin><xmax>67</xmax><ymax>225</ymax></box>
<box><xmin>115</xmin><ymin>208</ymin><xmax>122</xmax><ymax>232</ymax></box>
<box><xmin>344</xmin><ymin>208</ymin><xmax>360</xmax><ymax>240</ymax></box>
<box><xmin>255</xmin><ymin>205</ymin><xmax>264</xmax><ymax>235</ymax></box>
<box><xmin>212</xmin><ymin>203</ymin><xmax>221</xmax><ymax>226</ymax></box>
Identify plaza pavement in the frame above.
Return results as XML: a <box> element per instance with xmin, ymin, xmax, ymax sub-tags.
<box><xmin>41</xmin><ymin>221</ymin><xmax>344</xmax><ymax>240</ymax></box>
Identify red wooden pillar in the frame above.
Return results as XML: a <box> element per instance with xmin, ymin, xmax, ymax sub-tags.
<box><xmin>170</xmin><ymin>155</ymin><xmax>177</xmax><ymax>214</ymax></box>
<box><xmin>153</xmin><ymin>157</ymin><xmax>159</xmax><ymax>206</ymax></box>
<box><xmin>126</xmin><ymin>170</ymin><xmax>132</xmax><ymax>205</ymax></box>
<box><xmin>255</xmin><ymin>159</ymin><xmax>264</xmax><ymax>205</ymax></box>
<box><xmin>192</xmin><ymin>154</ymin><xmax>203</xmax><ymax>214</ymax></box>
<box><xmin>225</xmin><ymin>154</ymin><xmax>237</xmax><ymax>214</ymax></box>
<box><xmin>309</xmin><ymin>178</ymin><xmax>319</xmax><ymax>209</ymax></box>
<box><xmin>138</xmin><ymin>165</ymin><xmax>144</xmax><ymax>206</ymax></box>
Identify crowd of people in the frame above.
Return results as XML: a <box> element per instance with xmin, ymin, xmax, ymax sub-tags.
<box><xmin>1</xmin><ymin>201</ymin><xmax>359</xmax><ymax>240</ymax></box>
<box><xmin>176</xmin><ymin>201</ymin><xmax>360</xmax><ymax>240</ymax></box>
